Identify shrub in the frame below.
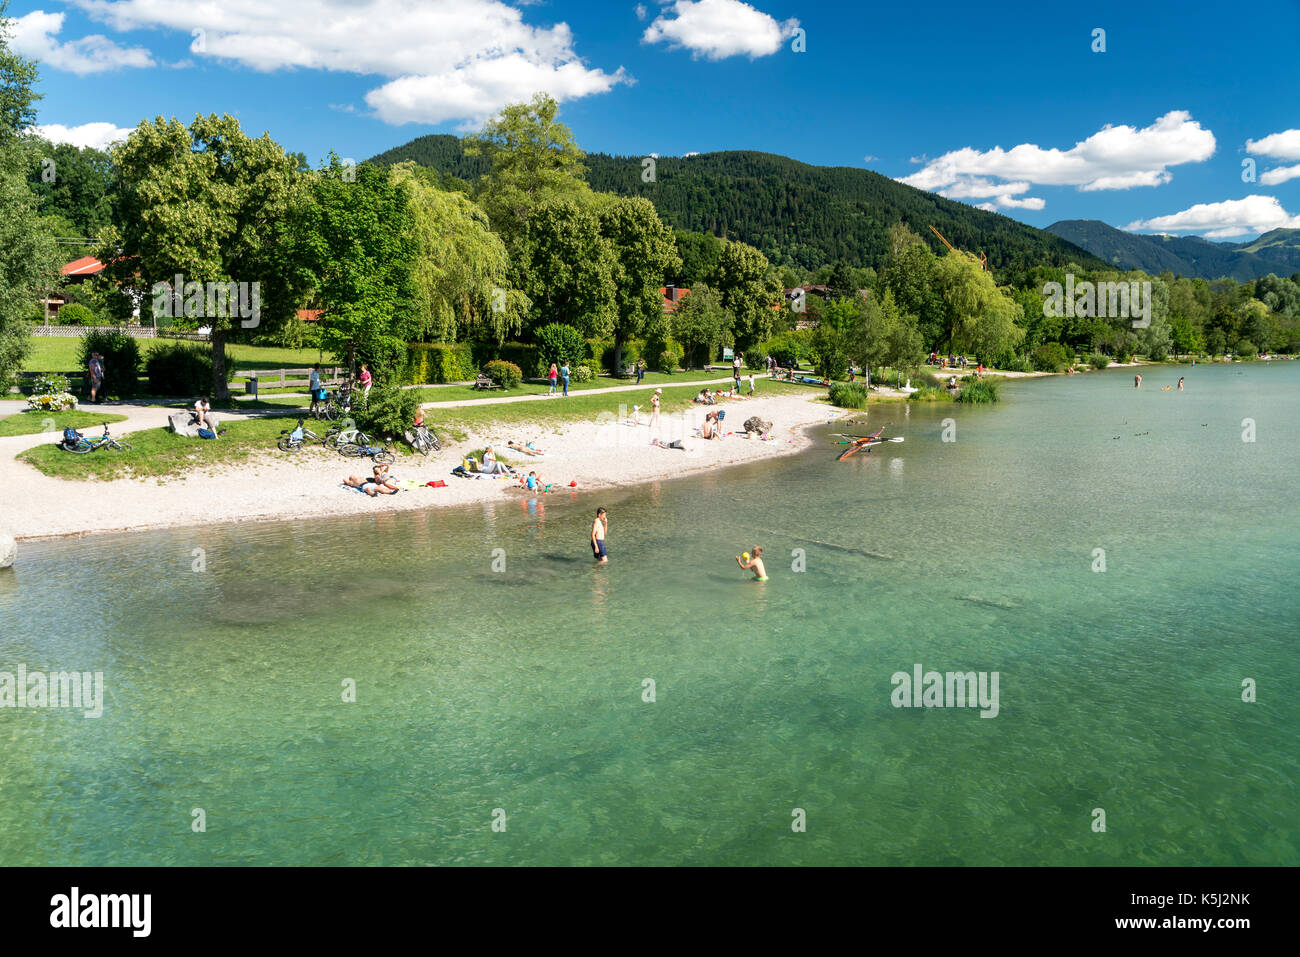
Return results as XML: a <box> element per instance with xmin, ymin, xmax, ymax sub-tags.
<box><xmin>828</xmin><ymin>381</ymin><xmax>868</xmax><ymax>409</ymax></box>
<box><xmin>651</xmin><ymin>338</ymin><xmax>683</xmax><ymax>373</ymax></box>
<box><xmin>26</xmin><ymin>373</ymin><xmax>77</xmax><ymax>412</ymax></box>
<box><xmin>1234</xmin><ymin>340</ymin><xmax>1258</xmax><ymax>357</ymax></box>
<box><xmin>1114</xmin><ymin>344</ymin><xmax>1132</xmax><ymax>363</ymax></box>
<box><xmin>355</xmin><ymin>335</ymin><xmax>407</xmax><ymax>385</ymax></box>
<box><xmin>763</xmin><ymin>333</ymin><xmax>806</xmax><ymax>369</ymax></box>
<box><xmin>145</xmin><ymin>342</ymin><xmax>232</xmax><ymax>396</ymax></box>
<box><xmin>354</xmin><ymin>384</ymin><xmax>418</xmax><ymax>440</ymax></box>
<box><xmin>744</xmin><ymin>349</ymin><xmax>766</xmax><ymax>371</ymax></box>
<box><xmin>955</xmin><ymin>378</ymin><xmax>1001</xmax><ymax>403</ymax></box>
<box><xmin>570</xmin><ymin>364</ymin><xmax>594</xmax><ymax>383</ymax></box>
<box><xmin>77</xmin><ymin>328</ymin><xmax>141</xmax><ymax>399</ymax></box>
<box><xmin>1030</xmin><ymin>342</ymin><xmax>1071</xmax><ymax>373</ymax></box>
<box><xmin>482</xmin><ymin>359</ymin><xmax>523</xmax><ymax>389</ymax></box>
<box><xmin>995</xmin><ymin>352</ymin><xmax>1033</xmax><ymax>373</ymax></box>
<box><xmin>472</xmin><ymin>342</ymin><xmax>541</xmax><ymax>378</ymax></box>
<box><xmin>1086</xmin><ymin>352</ymin><xmax>1110</xmax><ymax>370</ymax></box>
<box><xmin>537</xmin><ymin>323</ymin><xmax>588</xmax><ymax>372</ymax></box>
<box><xmin>58</xmin><ymin>303</ymin><xmax>96</xmax><ymax>326</ymax></box>
<box><xmin>907</xmin><ymin>385</ymin><xmax>950</xmax><ymax>402</ymax></box>
<box><xmin>408</xmin><ymin>342</ymin><xmax>474</xmax><ymax>384</ymax></box>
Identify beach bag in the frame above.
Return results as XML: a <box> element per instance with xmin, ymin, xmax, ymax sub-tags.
<box><xmin>63</xmin><ymin>427</ymin><xmax>82</xmax><ymax>443</ymax></box>
<box><xmin>462</xmin><ymin>455</ymin><xmax>478</xmax><ymax>472</ymax></box>
<box><xmin>197</xmin><ymin>428</ymin><xmax>216</xmax><ymax>440</ymax></box>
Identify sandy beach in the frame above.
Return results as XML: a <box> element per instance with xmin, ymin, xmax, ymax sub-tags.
<box><xmin>0</xmin><ymin>390</ymin><xmax>842</xmax><ymax>541</ymax></box>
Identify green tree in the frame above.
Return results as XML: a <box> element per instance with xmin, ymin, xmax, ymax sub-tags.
<box><xmin>390</xmin><ymin>161</ymin><xmax>525</xmax><ymax>343</ymax></box>
<box><xmin>932</xmin><ymin>251</ymin><xmax>1024</xmax><ymax>358</ymax></box>
<box><xmin>298</xmin><ymin>156</ymin><xmax>418</xmax><ymax>379</ymax></box>
<box><xmin>670</xmin><ymin>283</ymin><xmax>729</xmax><ymax>369</ymax></box>
<box><xmin>514</xmin><ymin>199</ymin><xmax>617</xmax><ymax>338</ymax></box>
<box><xmin>101</xmin><ymin>114</ymin><xmax>306</xmax><ymax>398</ymax></box>
<box><xmin>598</xmin><ymin>196</ymin><xmax>681</xmax><ymax>370</ymax></box>
<box><xmin>710</xmin><ymin>240</ymin><xmax>780</xmax><ymax>351</ymax></box>
<box><xmin>26</xmin><ymin>139</ymin><xmax>116</xmax><ymax>235</ymax></box>
<box><xmin>674</xmin><ymin>229</ymin><xmax>723</xmax><ymax>286</ymax></box>
<box><xmin>463</xmin><ymin>93</ymin><xmax>592</xmax><ymax>247</ymax></box>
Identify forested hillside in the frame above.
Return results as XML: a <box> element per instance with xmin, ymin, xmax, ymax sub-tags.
<box><xmin>368</xmin><ymin>135</ymin><xmax>1102</xmax><ymax>277</ymax></box>
<box><xmin>1048</xmin><ymin>220</ymin><xmax>1300</xmax><ymax>281</ymax></box>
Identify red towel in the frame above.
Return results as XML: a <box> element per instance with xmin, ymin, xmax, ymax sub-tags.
<box><xmin>426</xmin><ymin>480</ymin><xmax>447</xmax><ymax>488</ymax></box>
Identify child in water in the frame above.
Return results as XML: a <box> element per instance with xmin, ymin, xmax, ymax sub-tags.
<box><xmin>736</xmin><ymin>546</ymin><xmax>768</xmax><ymax>582</ymax></box>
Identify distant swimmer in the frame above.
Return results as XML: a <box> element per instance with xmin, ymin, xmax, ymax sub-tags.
<box><xmin>736</xmin><ymin>546</ymin><xmax>768</xmax><ymax>582</ymax></box>
<box><xmin>1178</xmin><ymin>377</ymin><xmax>1185</xmax><ymax>391</ymax></box>
<box><xmin>1162</xmin><ymin>385</ymin><xmax>1171</xmax><ymax>391</ymax></box>
<box><xmin>1135</xmin><ymin>374</ymin><xmax>1142</xmax><ymax>388</ymax></box>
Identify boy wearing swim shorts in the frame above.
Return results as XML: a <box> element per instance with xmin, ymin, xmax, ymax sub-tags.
<box><xmin>737</xmin><ymin>546</ymin><xmax>768</xmax><ymax>581</ymax></box>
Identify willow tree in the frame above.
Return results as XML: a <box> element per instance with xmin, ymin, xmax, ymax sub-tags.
<box><xmin>390</xmin><ymin>161</ymin><xmax>526</xmax><ymax>344</ymax></box>
<box><xmin>932</xmin><ymin>250</ymin><xmax>1024</xmax><ymax>358</ymax></box>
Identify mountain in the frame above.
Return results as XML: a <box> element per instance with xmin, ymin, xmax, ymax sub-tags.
<box><xmin>367</xmin><ymin>135</ymin><xmax>1102</xmax><ymax>276</ymax></box>
<box><xmin>1047</xmin><ymin>220</ymin><xmax>1300</xmax><ymax>281</ymax></box>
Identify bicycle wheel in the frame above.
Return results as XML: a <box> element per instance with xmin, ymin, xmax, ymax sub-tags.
<box><xmin>339</xmin><ymin>443</ymin><xmax>365</xmax><ymax>458</ymax></box>
<box><xmin>62</xmin><ymin>439</ymin><xmax>92</xmax><ymax>454</ymax></box>
<box><xmin>277</xmin><ymin>435</ymin><xmax>298</xmax><ymax>452</ymax></box>
<box><xmin>373</xmin><ymin>450</ymin><xmax>395</xmax><ymax>465</ymax></box>
<box><xmin>108</xmin><ymin>439</ymin><xmax>134</xmax><ymax>452</ymax></box>
<box><xmin>428</xmin><ymin>432</ymin><xmax>442</xmax><ymax>452</ymax></box>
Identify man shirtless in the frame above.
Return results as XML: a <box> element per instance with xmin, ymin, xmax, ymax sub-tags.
<box><xmin>591</xmin><ymin>507</ymin><xmax>609</xmax><ymax>563</ymax></box>
<box><xmin>737</xmin><ymin>546</ymin><xmax>768</xmax><ymax>582</ymax></box>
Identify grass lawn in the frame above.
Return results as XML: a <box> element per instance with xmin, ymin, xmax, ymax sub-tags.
<box><xmin>411</xmin><ymin>369</ymin><xmax>737</xmax><ymax>404</ymax></box>
<box><xmin>423</xmin><ymin>380</ymin><xmax>811</xmax><ymax>435</ymax></box>
<box><xmin>21</xmin><ymin>337</ymin><xmax>327</xmax><ymax>374</ymax></box>
<box><xmin>0</xmin><ymin>409</ymin><xmax>129</xmax><ymax>436</ymax></box>
<box><xmin>17</xmin><ymin>413</ymin><xmax>331</xmax><ymax>481</ymax></box>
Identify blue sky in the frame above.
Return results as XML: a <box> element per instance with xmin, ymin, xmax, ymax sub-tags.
<box><xmin>10</xmin><ymin>0</ymin><xmax>1300</xmax><ymax>241</ymax></box>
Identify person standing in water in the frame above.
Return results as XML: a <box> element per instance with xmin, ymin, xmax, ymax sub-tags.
<box><xmin>1134</xmin><ymin>373</ymin><xmax>1142</xmax><ymax>389</ymax></box>
<box><xmin>1178</xmin><ymin>376</ymin><xmax>1185</xmax><ymax>391</ymax></box>
<box><xmin>591</xmin><ymin>507</ymin><xmax>608</xmax><ymax>564</ymax></box>
<box><xmin>737</xmin><ymin>546</ymin><xmax>768</xmax><ymax>582</ymax></box>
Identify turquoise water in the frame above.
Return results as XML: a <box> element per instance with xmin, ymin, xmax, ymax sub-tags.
<box><xmin>1</xmin><ymin>362</ymin><xmax>1297</xmax><ymax>865</ymax></box>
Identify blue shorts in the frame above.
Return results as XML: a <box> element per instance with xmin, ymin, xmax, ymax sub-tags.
<box><xmin>592</xmin><ymin>540</ymin><xmax>607</xmax><ymax>559</ymax></box>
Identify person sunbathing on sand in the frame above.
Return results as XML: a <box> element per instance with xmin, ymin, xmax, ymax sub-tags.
<box><xmin>346</xmin><ymin>464</ymin><xmax>398</xmax><ymax>496</ymax></box>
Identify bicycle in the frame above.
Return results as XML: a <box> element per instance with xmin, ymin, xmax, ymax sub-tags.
<box><xmin>60</xmin><ymin>424</ymin><xmax>134</xmax><ymax>454</ymax></box>
<box><xmin>320</xmin><ymin>384</ymin><xmax>354</xmax><ymax>422</ymax></box>
<box><xmin>277</xmin><ymin>418</ymin><xmax>323</xmax><ymax>452</ymax></box>
<box><xmin>404</xmin><ymin>424</ymin><xmax>441</xmax><ymax>455</ymax></box>
<box><xmin>324</xmin><ymin>425</ymin><xmax>369</xmax><ymax>449</ymax></box>
<box><xmin>339</xmin><ymin>437</ymin><xmax>395</xmax><ymax>465</ymax></box>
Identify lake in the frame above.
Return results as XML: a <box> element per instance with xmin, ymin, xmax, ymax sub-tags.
<box><xmin>1</xmin><ymin>361</ymin><xmax>1296</xmax><ymax>865</ymax></box>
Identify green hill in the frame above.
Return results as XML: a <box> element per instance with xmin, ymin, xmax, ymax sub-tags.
<box><xmin>368</xmin><ymin>135</ymin><xmax>1102</xmax><ymax>277</ymax></box>
<box><xmin>1047</xmin><ymin>219</ymin><xmax>1300</xmax><ymax>281</ymax></box>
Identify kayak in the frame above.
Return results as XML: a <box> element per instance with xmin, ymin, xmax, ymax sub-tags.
<box><xmin>836</xmin><ymin>427</ymin><xmax>885</xmax><ymax>461</ymax></box>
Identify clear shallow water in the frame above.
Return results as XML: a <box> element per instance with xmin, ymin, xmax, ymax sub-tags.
<box><xmin>1</xmin><ymin>362</ymin><xmax>1297</xmax><ymax>865</ymax></box>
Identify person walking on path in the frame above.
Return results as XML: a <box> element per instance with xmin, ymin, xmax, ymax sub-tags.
<box><xmin>635</xmin><ymin>359</ymin><xmax>645</xmax><ymax>385</ymax></box>
<box><xmin>561</xmin><ymin>361</ymin><xmax>571</xmax><ymax>397</ymax></box>
<box><xmin>732</xmin><ymin>353</ymin><xmax>742</xmax><ymax>392</ymax></box>
<box><xmin>591</xmin><ymin>507</ymin><xmax>609</xmax><ymax>564</ymax></box>
<box><xmin>87</xmin><ymin>352</ymin><xmax>104</xmax><ymax>403</ymax></box>
<box><xmin>359</xmin><ymin>364</ymin><xmax>372</xmax><ymax>406</ymax></box>
<box><xmin>309</xmin><ymin>364</ymin><xmax>322</xmax><ymax>416</ymax></box>
<box><xmin>548</xmin><ymin>363</ymin><xmax>558</xmax><ymax>395</ymax></box>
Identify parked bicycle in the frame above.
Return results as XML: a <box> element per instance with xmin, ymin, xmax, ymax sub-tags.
<box><xmin>324</xmin><ymin>425</ymin><xmax>370</xmax><ymax>449</ymax></box>
<box><xmin>339</xmin><ymin>437</ymin><xmax>395</xmax><ymax>465</ymax></box>
<box><xmin>320</xmin><ymin>384</ymin><xmax>354</xmax><ymax>422</ymax></box>
<box><xmin>277</xmin><ymin>418</ymin><xmax>323</xmax><ymax>452</ymax></box>
<box><xmin>60</xmin><ymin>424</ymin><xmax>134</xmax><ymax>454</ymax></box>
<box><xmin>404</xmin><ymin>424</ymin><xmax>442</xmax><ymax>455</ymax></box>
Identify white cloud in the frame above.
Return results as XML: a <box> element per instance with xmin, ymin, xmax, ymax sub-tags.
<box><xmin>898</xmin><ymin>111</ymin><xmax>1216</xmax><ymax>212</ymax></box>
<box><xmin>10</xmin><ymin>10</ymin><xmax>154</xmax><ymax>75</ymax></box>
<box><xmin>862</xmin><ymin>154</ymin><xmax>878</xmax><ymax>163</ymax></box>
<box><xmin>635</xmin><ymin>3</ymin><xmax>649</xmax><ymax>20</ymax></box>
<box><xmin>33</xmin><ymin>121</ymin><xmax>134</xmax><ymax>150</ymax></box>
<box><xmin>1126</xmin><ymin>195</ymin><xmax>1300</xmax><ymax>238</ymax></box>
<box><xmin>64</xmin><ymin>0</ymin><xmax>628</xmax><ymax>125</ymax></box>
<box><xmin>1245</xmin><ymin>128</ymin><xmax>1300</xmax><ymax>160</ymax></box>
<box><xmin>642</xmin><ymin>0</ymin><xmax>799</xmax><ymax>60</ymax></box>
<box><xmin>1260</xmin><ymin>163</ymin><xmax>1300</xmax><ymax>187</ymax></box>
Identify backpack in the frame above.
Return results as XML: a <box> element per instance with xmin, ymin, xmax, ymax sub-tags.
<box><xmin>197</xmin><ymin>428</ymin><xmax>216</xmax><ymax>440</ymax></box>
<box><xmin>63</xmin><ymin>427</ymin><xmax>82</xmax><ymax>443</ymax></box>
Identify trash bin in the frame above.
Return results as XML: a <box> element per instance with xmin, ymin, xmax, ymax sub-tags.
<box><xmin>245</xmin><ymin>377</ymin><xmax>258</xmax><ymax>396</ymax></box>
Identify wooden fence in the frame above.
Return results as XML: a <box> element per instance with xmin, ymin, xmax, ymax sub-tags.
<box><xmin>28</xmin><ymin>325</ymin><xmax>210</xmax><ymax>340</ymax></box>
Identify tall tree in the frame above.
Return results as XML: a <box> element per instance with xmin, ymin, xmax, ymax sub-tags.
<box><xmin>670</xmin><ymin>283</ymin><xmax>729</xmax><ymax>369</ymax></box>
<box><xmin>932</xmin><ymin>251</ymin><xmax>1024</xmax><ymax>357</ymax></box>
<box><xmin>390</xmin><ymin>161</ymin><xmax>525</xmax><ymax>344</ymax></box>
<box><xmin>598</xmin><ymin>196</ymin><xmax>681</xmax><ymax>370</ymax></box>
<box><xmin>514</xmin><ymin>198</ymin><xmax>616</xmax><ymax>338</ymax></box>
<box><xmin>298</xmin><ymin>156</ymin><xmax>418</xmax><ymax>378</ymax></box>
<box><xmin>463</xmin><ymin>93</ymin><xmax>592</xmax><ymax>248</ymax></box>
<box><xmin>0</xmin><ymin>4</ymin><xmax>52</xmax><ymax>390</ymax></box>
<box><xmin>101</xmin><ymin>114</ymin><xmax>305</xmax><ymax>398</ymax></box>
<box><xmin>710</xmin><ymin>240</ymin><xmax>781</xmax><ymax>352</ymax></box>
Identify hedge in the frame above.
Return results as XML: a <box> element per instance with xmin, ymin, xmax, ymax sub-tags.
<box><xmin>406</xmin><ymin>342</ymin><xmax>473</xmax><ymax>384</ymax></box>
<box><xmin>471</xmin><ymin>342</ymin><xmax>542</xmax><ymax>378</ymax></box>
<box><xmin>146</xmin><ymin>342</ymin><xmax>234</xmax><ymax>396</ymax></box>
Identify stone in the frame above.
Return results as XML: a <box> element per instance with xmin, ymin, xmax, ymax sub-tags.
<box><xmin>0</xmin><ymin>533</ymin><xmax>15</xmax><ymax>569</ymax></box>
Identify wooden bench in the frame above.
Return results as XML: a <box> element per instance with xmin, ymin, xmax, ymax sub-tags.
<box><xmin>473</xmin><ymin>374</ymin><xmax>500</xmax><ymax>390</ymax></box>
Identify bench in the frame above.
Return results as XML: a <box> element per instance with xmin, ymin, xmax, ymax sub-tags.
<box><xmin>473</xmin><ymin>374</ymin><xmax>500</xmax><ymax>390</ymax></box>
